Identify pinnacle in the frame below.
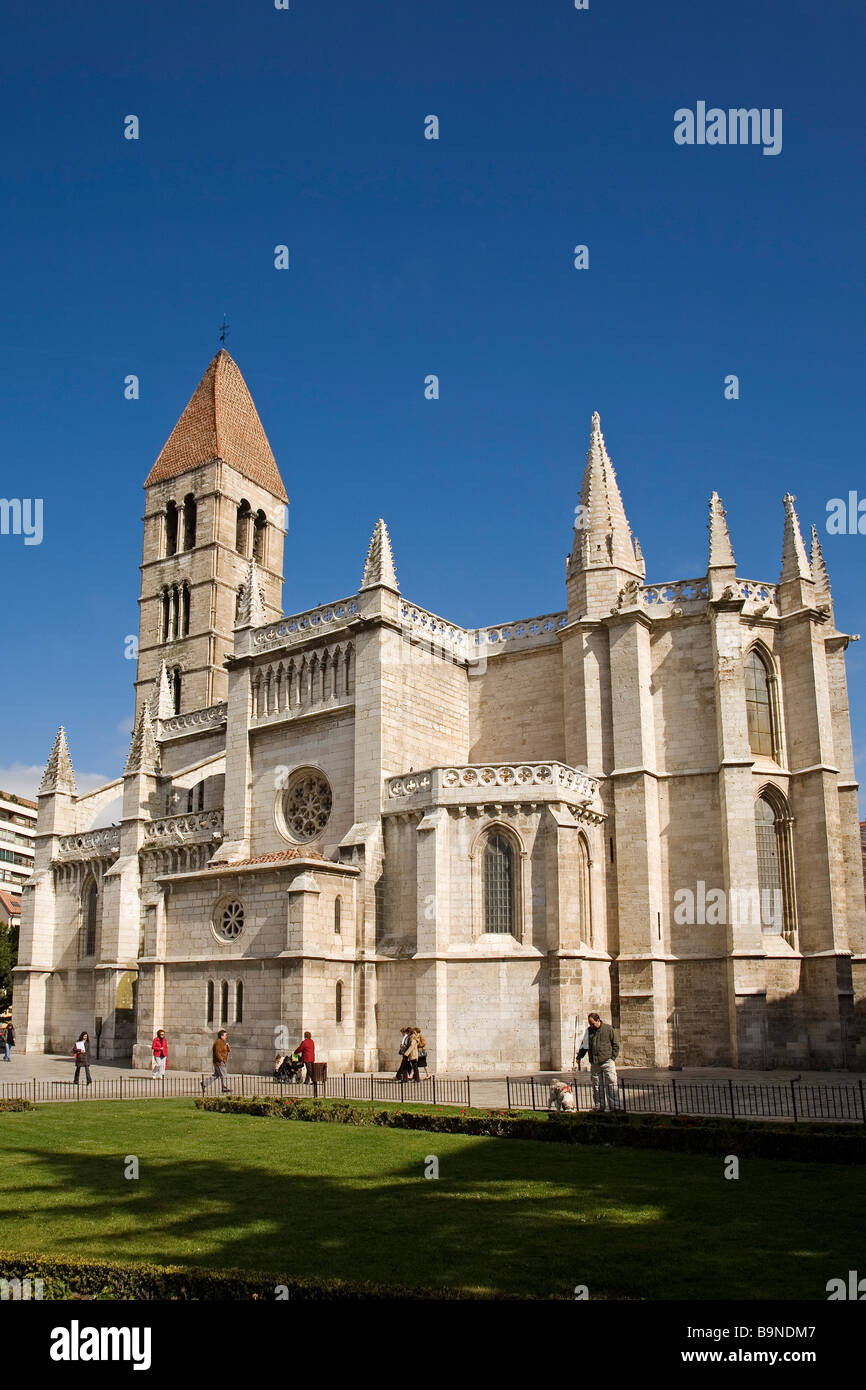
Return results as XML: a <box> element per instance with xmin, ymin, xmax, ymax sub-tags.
<box><xmin>38</xmin><ymin>727</ymin><xmax>77</xmax><ymax>796</ymax></box>
<box><xmin>235</xmin><ymin>555</ymin><xmax>267</xmax><ymax>628</ymax></box>
<box><xmin>125</xmin><ymin>702</ymin><xmax>161</xmax><ymax>776</ymax></box>
<box><xmin>707</xmin><ymin>491</ymin><xmax>736</xmax><ymax>571</ymax></box>
<box><xmin>572</xmin><ymin>412</ymin><xmax>640</xmax><ymax>574</ymax></box>
<box><xmin>810</xmin><ymin>524</ymin><xmax>832</xmax><ymax>604</ymax></box>
<box><xmin>361</xmin><ymin>518</ymin><xmax>399</xmax><ymax>591</ymax></box>
<box><xmin>780</xmin><ymin>493</ymin><xmax>813</xmax><ymax>584</ymax></box>
<box><xmin>149</xmin><ymin>661</ymin><xmax>175</xmax><ymax>720</ymax></box>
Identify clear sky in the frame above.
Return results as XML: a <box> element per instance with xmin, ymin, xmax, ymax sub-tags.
<box><xmin>0</xmin><ymin>0</ymin><xmax>864</xmax><ymax>808</ymax></box>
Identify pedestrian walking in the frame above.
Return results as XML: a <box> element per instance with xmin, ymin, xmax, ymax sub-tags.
<box><xmin>5</xmin><ymin>1022</ymin><xmax>14</xmax><ymax>1060</ymax></box>
<box><xmin>395</xmin><ymin>1025</ymin><xmax>412</xmax><ymax>1081</ymax></box>
<box><xmin>72</xmin><ymin>1030</ymin><xmax>92</xmax><ymax>1087</ymax></box>
<box><xmin>151</xmin><ymin>1029</ymin><xmax>168</xmax><ymax>1079</ymax></box>
<box><xmin>200</xmin><ymin>1029</ymin><xmax>231</xmax><ymax>1093</ymax></box>
<box><xmin>403</xmin><ymin>1027</ymin><xmax>420</xmax><ymax>1082</ymax></box>
<box><xmin>292</xmin><ymin>1031</ymin><xmax>315</xmax><ymax>1083</ymax></box>
<box><xmin>415</xmin><ymin>1029</ymin><xmax>430</xmax><ymax>1080</ymax></box>
<box><xmin>577</xmin><ymin>1012</ymin><xmax>620</xmax><ymax>1111</ymax></box>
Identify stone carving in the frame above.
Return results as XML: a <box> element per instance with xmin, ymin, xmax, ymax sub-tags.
<box><xmin>388</xmin><ymin>763</ymin><xmax>598</xmax><ymax>804</ymax></box>
<box><xmin>253</xmin><ymin>600</ymin><xmax>359</xmax><ymax>650</ymax></box>
<box><xmin>158</xmin><ymin>704</ymin><xmax>227</xmax><ymax>738</ymax></box>
<box><xmin>283</xmin><ymin>772</ymin><xmax>332</xmax><ymax>842</ymax></box>
<box><xmin>56</xmin><ymin>827</ymin><xmax>121</xmax><ymax>860</ymax></box>
<box><xmin>142</xmin><ymin>810</ymin><xmax>223</xmax><ymax>847</ymax></box>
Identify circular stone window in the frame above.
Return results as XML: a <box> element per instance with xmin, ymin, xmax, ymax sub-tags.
<box><xmin>278</xmin><ymin>768</ymin><xmax>333</xmax><ymax>844</ymax></box>
<box><xmin>214</xmin><ymin>900</ymin><xmax>245</xmax><ymax>942</ymax></box>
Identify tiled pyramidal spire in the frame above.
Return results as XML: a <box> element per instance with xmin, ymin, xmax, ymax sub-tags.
<box><xmin>235</xmin><ymin>555</ymin><xmax>266</xmax><ymax>628</ymax></box>
<box><xmin>39</xmin><ymin>727</ymin><xmax>77</xmax><ymax>795</ymax></box>
<box><xmin>360</xmin><ymin>518</ymin><xmax>399</xmax><ymax>591</ymax></box>
<box><xmin>149</xmin><ymin>660</ymin><xmax>175</xmax><ymax>720</ymax></box>
<box><xmin>144</xmin><ymin>349</ymin><xmax>288</xmax><ymax>502</ymax></box>
<box><xmin>125</xmin><ymin>702</ymin><xmax>161</xmax><ymax>776</ymax></box>
<box><xmin>572</xmin><ymin>412</ymin><xmax>641</xmax><ymax>574</ymax></box>
<box><xmin>810</xmin><ymin>524</ymin><xmax>833</xmax><ymax>609</ymax></box>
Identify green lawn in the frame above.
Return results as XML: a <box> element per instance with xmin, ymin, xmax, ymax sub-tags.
<box><xmin>0</xmin><ymin>1100</ymin><xmax>857</xmax><ymax>1299</ymax></box>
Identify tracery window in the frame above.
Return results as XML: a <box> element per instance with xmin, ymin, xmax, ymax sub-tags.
<box><xmin>484</xmin><ymin>832</ymin><xmax>515</xmax><ymax>935</ymax></box>
<box><xmin>746</xmin><ymin>649</ymin><xmax>779</xmax><ymax>759</ymax></box>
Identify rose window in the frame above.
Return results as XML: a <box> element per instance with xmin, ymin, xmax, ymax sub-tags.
<box><xmin>283</xmin><ymin>771</ymin><xmax>332</xmax><ymax>843</ymax></box>
<box><xmin>216</xmin><ymin>901</ymin><xmax>244</xmax><ymax>941</ymax></box>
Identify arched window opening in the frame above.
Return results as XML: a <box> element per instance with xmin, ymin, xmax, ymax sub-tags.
<box><xmin>746</xmin><ymin>649</ymin><xmax>779</xmax><ymax>759</ymax></box>
<box><xmin>165</xmin><ymin>501</ymin><xmax>178</xmax><ymax>557</ymax></box>
<box><xmin>755</xmin><ymin>792</ymin><xmax>797</xmax><ymax>945</ymax></box>
<box><xmin>235</xmin><ymin>586</ymin><xmax>245</xmax><ymax>623</ymax></box>
<box><xmin>206</xmin><ymin>980</ymin><xmax>214</xmax><ymax>1024</ymax></box>
<box><xmin>182</xmin><ymin>493</ymin><xmax>197</xmax><ymax>550</ymax></box>
<box><xmin>334</xmin><ymin>896</ymin><xmax>342</xmax><ymax>934</ymax></box>
<box><xmin>161</xmin><ymin>589</ymin><xmax>171</xmax><ymax>643</ymax></box>
<box><xmin>180</xmin><ymin>583</ymin><xmax>190</xmax><ymax>637</ymax></box>
<box><xmin>335</xmin><ymin>980</ymin><xmax>343</xmax><ymax>1024</ymax></box>
<box><xmin>578</xmin><ymin>834</ymin><xmax>592</xmax><ymax>946</ymax></box>
<box><xmin>253</xmin><ymin>510</ymin><xmax>267</xmax><ymax>564</ymax></box>
<box><xmin>171</xmin><ymin>667</ymin><xmax>182</xmax><ymax>714</ymax></box>
<box><xmin>235</xmin><ymin>981</ymin><xmax>244</xmax><ymax>1024</ymax></box>
<box><xmin>81</xmin><ymin>880</ymin><xmax>98</xmax><ymax>958</ymax></box>
<box><xmin>236</xmin><ymin>499</ymin><xmax>252</xmax><ymax>556</ymax></box>
<box><xmin>220</xmin><ymin>980</ymin><xmax>229</xmax><ymax>1024</ymax></box>
<box><xmin>484</xmin><ymin>831</ymin><xmax>515</xmax><ymax>935</ymax></box>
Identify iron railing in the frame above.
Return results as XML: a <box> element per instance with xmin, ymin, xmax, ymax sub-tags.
<box><xmin>0</xmin><ymin>1072</ymin><xmax>472</xmax><ymax>1107</ymax></box>
<box><xmin>504</xmin><ymin>1075</ymin><xmax>866</xmax><ymax>1124</ymax></box>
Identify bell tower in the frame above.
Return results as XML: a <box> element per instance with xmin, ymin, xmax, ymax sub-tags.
<box><xmin>134</xmin><ymin>349</ymin><xmax>288</xmax><ymax>719</ymax></box>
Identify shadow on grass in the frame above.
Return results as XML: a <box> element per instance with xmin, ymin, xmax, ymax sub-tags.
<box><xmin>0</xmin><ymin>1107</ymin><xmax>857</xmax><ymax>1300</ymax></box>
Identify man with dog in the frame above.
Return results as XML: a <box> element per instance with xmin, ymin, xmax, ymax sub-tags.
<box><xmin>576</xmin><ymin>1011</ymin><xmax>621</xmax><ymax>1112</ymax></box>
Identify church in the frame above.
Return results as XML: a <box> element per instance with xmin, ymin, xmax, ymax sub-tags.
<box><xmin>15</xmin><ymin>349</ymin><xmax>866</xmax><ymax>1072</ymax></box>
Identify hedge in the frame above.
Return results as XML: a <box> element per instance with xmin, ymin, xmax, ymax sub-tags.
<box><xmin>0</xmin><ymin>1249</ymin><xmax>514</xmax><ymax>1301</ymax></box>
<box><xmin>196</xmin><ymin>1094</ymin><xmax>866</xmax><ymax>1162</ymax></box>
<box><xmin>0</xmin><ymin>1098</ymin><xmax>33</xmax><ymax>1113</ymax></box>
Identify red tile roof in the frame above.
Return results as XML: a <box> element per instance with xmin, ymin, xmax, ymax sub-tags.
<box><xmin>0</xmin><ymin>890</ymin><xmax>21</xmax><ymax>919</ymax></box>
<box><xmin>145</xmin><ymin>349</ymin><xmax>288</xmax><ymax>502</ymax></box>
<box><xmin>230</xmin><ymin>848</ymin><xmax>327</xmax><ymax>866</ymax></box>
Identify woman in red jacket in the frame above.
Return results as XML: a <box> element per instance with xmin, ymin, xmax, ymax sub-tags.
<box><xmin>152</xmin><ymin>1029</ymin><xmax>168</xmax><ymax>1080</ymax></box>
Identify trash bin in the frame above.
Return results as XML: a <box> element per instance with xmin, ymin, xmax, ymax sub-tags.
<box><xmin>311</xmin><ymin>1061</ymin><xmax>327</xmax><ymax>1085</ymax></box>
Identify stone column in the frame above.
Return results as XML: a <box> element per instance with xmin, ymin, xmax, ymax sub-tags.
<box><xmin>415</xmin><ymin>804</ymin><xmax>450</xmax><ymax>1071</ymax></box>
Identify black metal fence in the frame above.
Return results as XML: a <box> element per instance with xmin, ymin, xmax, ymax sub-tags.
<box><xmin>505</xmin><ymin>1075</ymin><xmax>866</xmax><ymax>1124</ymax></box>
<box><xmin>0</xmin><ymin>1072</ymin><xmax>472</xmax><ymax>1107</ymax></box>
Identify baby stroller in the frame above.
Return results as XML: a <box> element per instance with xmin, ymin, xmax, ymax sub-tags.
<box><xmin>274</xmin><ymin>1053</ymin><xmax>304</xmax><ymax>1084</ymax></box>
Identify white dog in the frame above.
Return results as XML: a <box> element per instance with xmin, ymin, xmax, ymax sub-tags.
<box><xmin>548</xmin><ymin>1080</ymin><xmax>576</xmax><ymax>1112</ymax></box>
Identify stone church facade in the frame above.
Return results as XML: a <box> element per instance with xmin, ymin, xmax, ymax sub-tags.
<box><xmin>15</xmin><ymin>350</ymin><xmax>866</xmax><ymax>1072</ymax></box>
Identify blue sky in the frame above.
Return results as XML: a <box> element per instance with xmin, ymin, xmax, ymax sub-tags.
<box><xmin>0</xmin><ymin>0</ymin><xmax>864</xmax><ymax>807</ymax></box>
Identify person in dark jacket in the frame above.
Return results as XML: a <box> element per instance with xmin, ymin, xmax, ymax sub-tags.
<box><xmin>4</xmin><ymin>1021</ymin><xmax>14</xmax><ymax>1060</ymax></box>
<box><xmin>72</xmin><ymin>1030</ymin><xmax>92</xmax><ymax>1086</ymax></box>
<box><xmin>577</xmin><ymin>1012</ymin><xmax>620</xmax><ymax>1111</ymax></box>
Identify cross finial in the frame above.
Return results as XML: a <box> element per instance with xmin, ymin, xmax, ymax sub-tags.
<box><xmin>219</xmin><ymin>316</ymin><xmax>230</xmax><ymax>346</ymax></box>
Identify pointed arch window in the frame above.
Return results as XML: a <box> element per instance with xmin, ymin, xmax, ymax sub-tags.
<box><xmin>253</xmin><ymin>509</ymin><xmax>267</xmax><ymax>564</ymax></box>
<box><xmin>164</xmin><ymin>501</ymin><xmax>179</xmax><ymax>557</ymax></box>
<box><xmin>236</xmin><ymin>500</ymin><xmax>252</xmax><ymax>556</ymax></box>
<box><xmin>182</xmin><ymin>493</ymin><xmax>197</xmax><ymax>550</ymax></box>
<box><xmin>746</xmin><ymin>649</ymin><xmax>781</xmax><ymax>760</ymax></box>
<box><xmin>755</xmin><ymin>791</ymin><xmax>797</xmax><ymax>945</ymax></box>
<box><xmin>220</xmin><ymin>980</ymin><xmax>229</xmax><ymax>1024</ymax></box>
<box><xmin>484</xmin><ymin>832</ymin><xmax>516</xmax><ymax>935</ymax></box>
<box><xmin>578</xmin><ymin>834</ymin><xmax>593</xmax><ymax>946</ymax></box>
<box><xmin>235</xmin><ymin>981</ymin><xmax>243</xmax><ymax>1023</ymax></box>
<box><xmin>80</xmin><ymin>879</ymin><xmax>98</xmax><ymax>959</ymax></box>
<box><xmin>180</xmin><ymin>583</ymin><xmax>190</xmax><ymax>637</ymax></box>
<box><xmin>171</xmin><ymin>667</ymin><xmax>182</xmax><ymax>714</ymax></box>
<box><xmin>335</xmin><ymin>980</ymin><xmax>343</xmax><ymax>1024</ymax></box>
<box><xmin>206</xmin><ymin>980</ymin><xmax>214</xmax><ymax>1024</ymax></box>
<box><xmin>334</xmin><ymin>896</ymin><xmax>342</xmax><ymax>934</ymax></box>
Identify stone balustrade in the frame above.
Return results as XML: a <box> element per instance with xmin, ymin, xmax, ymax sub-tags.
<box><xmin>641</xmin><ymin>579</ymin><xmax>709</xmax><ymax>609</ymax></box>
<box><xmin>253</xmin><ymin>598</ymin><xmax>359</xmax><ymax>651</ymax></box>
<box><xmin>56</xmin><ymin>826</ymin><xmax>121</xmax><ymax>860</ymax></box>
<box><xmin>158</xmin><ymin>703</ymin><xmax>227</xmax><ymax>739</ymax></box>
<box><xmin>386</xmin><ymin>762</ymin><xmax>600</xmax><ymax>808</ymax></box>
<box><xmin>482</xmin><ymin>613</ymin><xmax>568</xmax><ymax>647</ymax></box>
<box><xmin>142</xmin><ymin>810</ymin><xmax>224</xmax><ymax>848</ymax></box>
<box><xmin>639</xmin><ymin>578</ymin><xmax>779</xmax><ymax>617</ymax></box>
<box><xmin>737</xmin><ymin>580</ymin><xmax>779</xmax><ymax>611</ymax></box>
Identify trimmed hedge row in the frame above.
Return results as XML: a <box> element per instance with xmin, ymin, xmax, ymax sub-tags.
<box><xmin>0</xmin><ymin>1249</ymin><xmax>509</xmax><ymax>1301</ymax></box>
<box><xmin>0</xmin><ymin>1098</ymin><xmax>33</xmax><ymax>1112</ymax></box>
<box><xmin>196</xmin><ymin>1094</ymin><xmax>866</xmax><ymax>1162</ymax></box>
